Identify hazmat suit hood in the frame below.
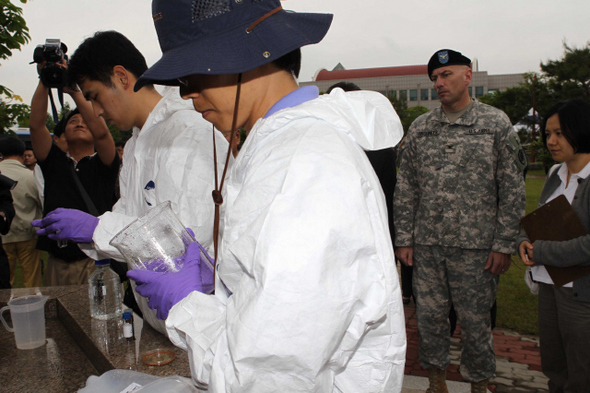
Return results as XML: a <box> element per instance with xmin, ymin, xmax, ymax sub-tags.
<box><xmin>318</xmin><ymin>88</ymin><xmax>404</xmax><ymax>151</ymax></box>
<box><xmin>250</xmin><ymin>87</ymin><xmax>403</xmax><ymax>153</ymax></box>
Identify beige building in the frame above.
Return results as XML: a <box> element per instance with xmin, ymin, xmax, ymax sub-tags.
<box><xmin>300</xmin><ymin>62</ymin><xmax>524</xmax><ymax>111</ymax></box>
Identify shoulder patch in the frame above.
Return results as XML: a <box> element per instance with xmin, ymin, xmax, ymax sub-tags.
<box><xmin>507</xmin><ymin>133</ymin><xmax>527</xmax><ymax>171</ymax></box>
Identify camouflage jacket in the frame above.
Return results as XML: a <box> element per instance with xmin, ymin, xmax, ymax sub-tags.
<box><xmin>393</xmin><ymin>100</ymin><xmax>526</xmax><ymax>254</ymax></box>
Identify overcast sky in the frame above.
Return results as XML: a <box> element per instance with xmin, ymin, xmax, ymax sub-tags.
<box><xmin>2</xmin><ymin>0</ymin><xmax>589</xmax><ymax>107</ymax></box>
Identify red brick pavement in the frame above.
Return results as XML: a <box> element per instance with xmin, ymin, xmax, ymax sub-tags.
<box><xmin>403</xmin><ymin>301</ymin><xmax>543</xmax><ymax>393</ymax></box>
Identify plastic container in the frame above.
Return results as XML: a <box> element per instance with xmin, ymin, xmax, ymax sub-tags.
<box><xmin>141</xmin><ymin>348</ymin><xmax>176</xmax><ymax>366</ymax></box>
<box><xmin>109</xmin><ymin>201</ymin><xmax>214</xmax><ymax>335</ymax></box>
<box><xmin>78</xmin><ymin>369</ymin><xmax>198</xmax><ymax>393</ymax></box>
<box><xmin>89</xmin><ymin>259</ymin><xmax>122</xmax><ymax>320</ymax></box>
<box><xmin>109</xmin><ymin>201</ymin><xmax>214</xmax><ymax>275</ymax></box>
<box><xmin>0</xmin><ymin>295</ymin><xmax>49</xmax><ymax>349</ymax></box>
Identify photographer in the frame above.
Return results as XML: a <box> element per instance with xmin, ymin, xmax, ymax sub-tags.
<box><xmin>29</xmin><ymin>45</ymin><xmax>120</xmax><ymax>286</ymax></box>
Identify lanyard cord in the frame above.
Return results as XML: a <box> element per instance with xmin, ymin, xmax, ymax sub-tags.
<box><xmin>212</xmin><ymin>73</ymin><xmax>242</xmax><ymax>282</ymax></box>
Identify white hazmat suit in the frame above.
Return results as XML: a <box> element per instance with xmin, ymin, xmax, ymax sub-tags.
<box><xmin>166</xmin><ymin>88</ymin><xmax>407</xmax><ymax>392</ymax></box>
<box><xmin>80</xmin><ymin>87</ymin><xmax>228</xmax><ymax>334</ymax></box>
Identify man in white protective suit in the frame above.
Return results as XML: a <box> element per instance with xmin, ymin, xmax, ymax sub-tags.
<box><xmin>127</xmin><ymin>0</ymin><xmax>407</xmax><ymax>391</ymax></box>
<box><xmin>32</xmin><ymin>30</ymin><xmax>228</xmax><ymax>334</ymax></box>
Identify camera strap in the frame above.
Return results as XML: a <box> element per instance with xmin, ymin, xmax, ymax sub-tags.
<box><xmin>48</xmin><ymin>88</ymin><xmax>66</xmax><ymax>123</ymax></box>
<box><xmin>67</xmin><ymin>162</ymin><xmax>99</xmax><ymax>217</ymax></box>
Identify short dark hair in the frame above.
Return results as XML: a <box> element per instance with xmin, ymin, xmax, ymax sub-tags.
<box><xmin>68</xmin><ymin>30</ymin><xmax>149</xmax><ymax>88</ymax></box>
<box><xmin>272</xmin><ymin>49</ymin><xmax>301</xmax><ymax>79</ymax></box>
<box><xmin>53</xmin><ymin>120</ymin><xmax>66</xmax><ymax>138</ymax></box>
<box><xmin>326</xmin><ymin>81</ymin><xmax>361</xmax><ymax>93</ymax></box>
<box><xmin>541</xmin><ymin>98</ymin><xmax>590</xmax><ymax>154</ymax></box>
<box><xmin>53</xmin><ymin>108</ymin><xmax>80</xmax><ymax>137</ymax></box>
<box><xmin>115</xmin><ymin>140</ymin><xmax>126</xmax><ymax>148</ymax></box>
<box><xmin>0</xmin><ymin>136</ymin><xmax>26</xmax><ymax>157</ymax></box>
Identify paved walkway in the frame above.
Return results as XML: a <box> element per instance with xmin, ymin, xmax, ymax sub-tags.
<box><xmin>402</xmin><ymin>301</ymin><xmax>549</xmax><ymax>393</ymax></box>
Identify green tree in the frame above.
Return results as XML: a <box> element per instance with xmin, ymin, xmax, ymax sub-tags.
<box><xmin>388</xmin><ymin>94</ymin><xmax>428</xmax><ymax>133</ymax></box>
<box><xmin>478</xmin><ymin>84</ymin><xmax>531</xmax><ymax>125</ymax></box>
<box><xmin>479</xmin><ymin>42</ymin><xmax>590</xmax><ymax>127</ymax></box>
<box><xmin>541</xmin><ymin>42</ymin><xmax>590</xmax><ymax>100</ymax></box>
<box><xmin>0</xmin><ymin>96</ymin><xmax>29</xmax><ymax>133</ymax></box>
<box><xmin>478</xmin><ymin>43</ymin><xmax>590</xmax><ymax>163</ymax></box>
<box><xmin>404</xmin><ymin>105</ymin><xmax>429</xmax><ymax>130</ymax></box>
<box><xmin>478</xmin><ymin>72</ymin><xmax>551</xmax><ymax>126</ymax></box>
<box><xmin>388</xmin><ymin>94</ymin><xmax>407</xmax><ymax>120</ymax></box>
<box><xmin>0</xmin><ymin>0</ymin><xmax>30</xmax><ymax>81</ymax></box>
<box><xmin>0</xmin><ymin>0</ymin><xmax>30</xmax><ymax>133</ymax></box>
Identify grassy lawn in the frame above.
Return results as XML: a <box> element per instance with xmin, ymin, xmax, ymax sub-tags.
<box><xmin>495</xmin><ymin>168</ymin><xmax>545</xmax><ymax>335</ymax></box>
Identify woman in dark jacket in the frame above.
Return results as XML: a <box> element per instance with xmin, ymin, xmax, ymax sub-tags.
<box><xmin>518</xmin><ymin>98</ymin><xmax>590</xmax><ymax>393</ymax></box>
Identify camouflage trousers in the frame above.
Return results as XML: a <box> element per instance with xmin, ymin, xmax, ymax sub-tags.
<box><xmin>413</xmin><ymin>245</ymin><xmax>498</xmax><ymax>382</ymax></box>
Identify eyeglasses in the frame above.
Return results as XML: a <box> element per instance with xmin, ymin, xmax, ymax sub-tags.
<box><xmin>177</xmin><ymin>77</ymin><xmax>189</xmax><ymax>87</ymax></box>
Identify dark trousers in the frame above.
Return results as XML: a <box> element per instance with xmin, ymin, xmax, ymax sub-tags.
<box><xmin>400</xmin><ymin>263</ymin><xmax>413</xmax><ymax>299</ymax></box>
<box><xmin>0</xmin><ymin>248</ymin><xmax>10</xmax><ymax>289</ymax></box>
<box><xmin>538</xmin><ymin>283</ymin><xmax>590</xmax><ymax>393</ymax></box>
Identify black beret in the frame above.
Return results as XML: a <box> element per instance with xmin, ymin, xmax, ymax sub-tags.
<box><xmin>427</xmin><ymin>49</ymin><xmax>471</xmax><ymax>78</ymax></box>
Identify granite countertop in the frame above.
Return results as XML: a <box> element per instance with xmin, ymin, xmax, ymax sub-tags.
<box><xmin>0</xmin><ymin>285</ymin><xmax>191</xmax><ymax>393</ymax></box>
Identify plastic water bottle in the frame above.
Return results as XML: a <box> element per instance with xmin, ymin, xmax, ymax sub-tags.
<box><xmin>89</xmin><ymin>259</ymin><xmax>122</xmax><ymax>320</ymax></box>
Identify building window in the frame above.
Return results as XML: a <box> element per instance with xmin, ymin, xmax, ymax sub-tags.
<box><xmin>431</xmin><ymin>89</ymin><xmax>438</xmax><ymax>100</ymax></box>
<box><xmin>409</xmin><ymin>89</ymin><xmax>418</xmax><ymax>101</ymax></box>
<box><xmin>468</xmin><ymin>87</ymin><xmax>472</xmax><ymax>97</ymax></box>
<box><xmin>475</xmin><ymin>86</ymin><xmax>485</xmax><ymax>98</ymax></box>
<box><xmin>399</xmin><ymin>90</ymin><xmax>407</xmax><ymax>101</ymax></box>
<box><xmin>388</xmin><ymin>90</ymin><xmax>397</xmax><ymax>100</ymax></box>
<box><xmin>421</xmin><ymin>89</ymin><xmax>429</xmax><ymax>101</ymax></box>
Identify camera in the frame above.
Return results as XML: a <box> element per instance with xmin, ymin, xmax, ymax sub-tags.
<box><xmin>32</xmin><ymin>39</ymin><xmax>68</xmax><ymax>88</ymax></box>
<box><xmin>0</xmin><ymin>174</ymin><xmax>17</xmax><ymax>191</ymax></box>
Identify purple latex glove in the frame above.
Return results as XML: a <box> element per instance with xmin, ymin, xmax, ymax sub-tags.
<box><xmin>127</xmin><ymin>242</ymin><xmax>214</xmax><ymax>320</ymax></box>
<box><xmin>31</xmin><ymin>208</ymin><xmax>99</xmax><ymax>243</ymax></box>
<box><xmin>185</xmin><ymin>227</ymin><xmax>215</xmax><ymax>272</ymax></box>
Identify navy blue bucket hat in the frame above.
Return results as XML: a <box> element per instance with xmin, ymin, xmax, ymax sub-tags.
<box><xmin>135</xmin><ymin>0</ymin><xmax>333</xmax><ymax>91</ymax></box>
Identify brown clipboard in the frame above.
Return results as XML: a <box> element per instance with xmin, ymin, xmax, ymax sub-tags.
<box><xmin>520</xmin><ymin>194</ymin><xmax>590</xmax><ymax>286</ymax></box>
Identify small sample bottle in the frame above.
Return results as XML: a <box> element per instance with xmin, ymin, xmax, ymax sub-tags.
<box><xmin>122</xmin><ymin>309</ymin><xmax>134</xmax><ymax>339</ymax></box>
<box><xmin>88</xmin><ymin>259</ymin><xmax>122</xmax><ymax>320</ymax></box>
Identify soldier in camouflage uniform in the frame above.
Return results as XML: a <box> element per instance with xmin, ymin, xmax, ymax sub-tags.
<box><xmin>393</xmin><ymin>49</ymin><xmax>526</xmax><ymax>393</ymax></box>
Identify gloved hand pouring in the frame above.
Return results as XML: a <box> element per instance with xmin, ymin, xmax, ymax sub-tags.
<box><xmin>127</xmin><ymin>241</ymin><xmax>215</xmax><ymax>320</ymax></box>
